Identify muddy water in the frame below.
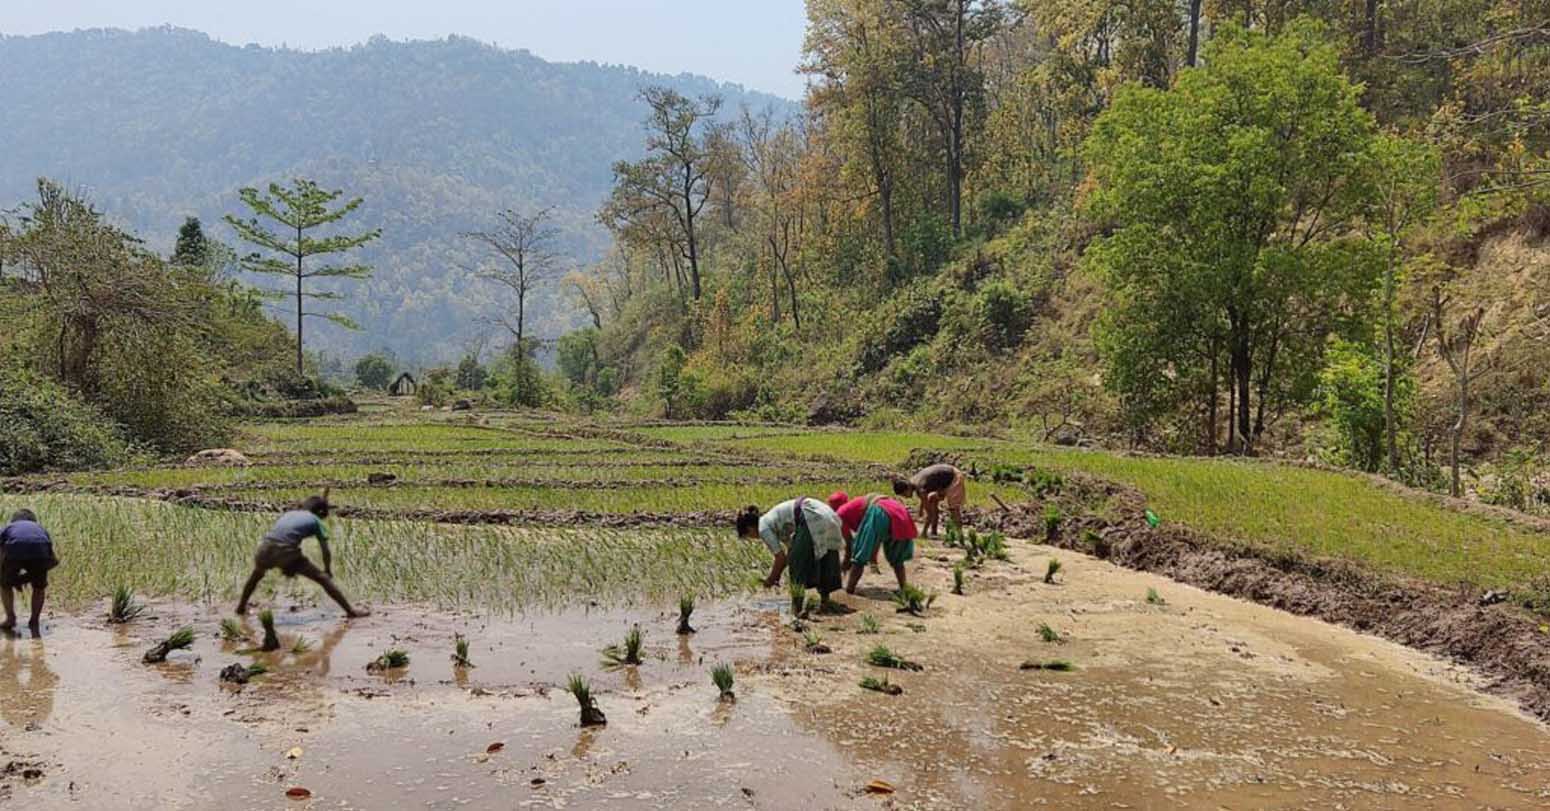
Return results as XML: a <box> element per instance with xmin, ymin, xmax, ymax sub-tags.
<box><xmin>4</xmin><ymin>543</ymin><xmax>1550</xmax><ymax>810</ymax></box>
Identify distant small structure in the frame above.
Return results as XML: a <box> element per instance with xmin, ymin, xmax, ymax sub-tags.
<box><xmin>389</xmin><ymin>372</ymin><xmax>417</xmax><ymax>397</ymax></box>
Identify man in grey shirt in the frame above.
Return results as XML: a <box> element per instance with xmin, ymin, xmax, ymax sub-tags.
<box><xmin>236</xmin><ymin>492</ymin><xmax>369</xmax><ymax>618</ymax></box>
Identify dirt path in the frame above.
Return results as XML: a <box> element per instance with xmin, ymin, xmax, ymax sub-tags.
<box><xmin>4</xmin><ymin>539</ymin><xmax>1549</xmax><ymax>809</ymax></box>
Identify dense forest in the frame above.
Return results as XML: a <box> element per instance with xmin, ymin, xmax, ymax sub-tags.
<box><xmin>0</xmin><ymin>27</ymin><xmax>792</xmax><ymax>362</ymax></box>
<box><xmin>547</xmin><ymin>0</ymin><xmax>1550</xmax><ymax>509</ymax></box>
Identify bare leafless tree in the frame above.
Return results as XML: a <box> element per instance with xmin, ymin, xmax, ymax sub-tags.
<box><xmin>1432</xmin><ymin>286</ymin><xmax>1488</xmax><ymax>497</ymax></box>
<box><xmin>462</xmin><ymin>207</ymin><xmax>562</xmax><ymax>347</ymax></box>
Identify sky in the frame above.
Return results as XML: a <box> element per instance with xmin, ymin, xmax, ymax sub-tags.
<box><xmin>0</xmin><ymin>0</ymin><xmax>810</xmax><ymax>99</ymax></box>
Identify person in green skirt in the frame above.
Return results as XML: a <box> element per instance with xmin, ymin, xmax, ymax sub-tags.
<box><xmin>736</xmin><ymin>498</ymin><xmax>845</xmax><ymax>610</ymax></box>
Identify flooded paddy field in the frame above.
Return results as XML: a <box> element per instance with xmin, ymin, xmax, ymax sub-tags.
<box><xmin>5</xmin><ymin>410</ymin><xmax>1550</xmax><ymax>808</ymax></box>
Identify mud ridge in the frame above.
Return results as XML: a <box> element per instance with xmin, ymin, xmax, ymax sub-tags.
<box><xmin>971</xmin><ymin>474</ymin><xmax>1550</xmax><ymax>723</ymax></box>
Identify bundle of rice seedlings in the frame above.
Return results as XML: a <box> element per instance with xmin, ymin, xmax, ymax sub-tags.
<box><xmin>1044</xmin><ymin>558</ymin><xmax>1062</xmax><ymax>585</ymax></box>
<box><xmin>952</xmin><ymin>564</ymin><xmax>966</xmax><ymax>596</ymax></box>
<box><xmin>1146</xmin><ymin>587</ymin><xmax>1166</xmax><ymax>606</ymax></box>
<box><xmin>676</xmin><ymin>595</ymin><xmax>697</xmax><ymax>635</ymax></box>
<box><xmin>859</xmin><ymin>675</ymin><xmax>903</xmax><ymax>695</ymax></box>
<box><xmin>711</xmin><ymin>663</ymin><xmax>736</xmax><ymax>702</ymax></box>
<box><xmin>142</xmin><ymin>627</ymin><xmax>195</xmax><ymax>664</ymax></box>
<box><xmin>567</xmin><ymin>672</ymin><xmax>607</xmax><ymax>727</ymax></box>
<box><xmin>864</xmin><ymin>644</ymin><xmax>922</xmax><ymax>672</ymax></box>
<box><xmin>787</xmin><ymin>580</ymin><xmax>808</xmax><ymax>619</ymax></box>
<box><xmin>1044</xmin><ymin>505</ymin><xmax>1062</xmax><ymax>541</ymax></box>
<box><xmin>1019</xmin><ymin>659</ymin><xmax>1075</xmax><ymax>672</ymax></box>
<box><xmin>452</xmin><ymin>634</ymin><xmax>475</xmax><ymax>669</ymax></box>
<box><xmin>290</xmin><ymin>636</ymin><xmax>313</xmax><ymax>654</ymax></box>
<box><xmin>108</xmin><ymin>586</ymin><xmax>146</xmax><ymax>624</ymax></box>
<box><xmin>1037</xmin><ymin>623</ymin><xmax>1062</xmax><ymax>643</ymax></box>
<box><xmin>219</xmin><ymin>662</ymin><xmax>269</xmax><ymax>684</ymax></box>
<box><xmin>601</xmin><ymin>625</ymin><xmax>644</xmax><ymax>667</ymax></box>
<box><xmin>803</xmin><ymin>628</ymin><xmax>831</xmax><ymax>654</ymax></box>
<box><xmin>366</xmin><ymin>649</ymin><xmax>411</xmax><ymax>673</ymax></box>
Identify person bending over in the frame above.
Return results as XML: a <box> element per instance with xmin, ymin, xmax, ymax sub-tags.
<box><xmin>236</xmin><ymin>493</ymin><xmax>369</xmax><ymax>619</ymax></box>
<box><xmin>828</xmin><ymin>492</ymin><xmax>917</xmax><ymax>594</ymax></box>
<box><xmin>735</xmin><ymin>498</ymin><xmax>845</xmax><ymax>611</ymax></box>
<box><xmin>893</xmin><ymin>463</ymin><xmax>967</xmax><ymax>538</ymax></box>
<box><xmin>1</xmin><ymin>509</ymin><xmax>58</xmax><ymax>634</ymax></box>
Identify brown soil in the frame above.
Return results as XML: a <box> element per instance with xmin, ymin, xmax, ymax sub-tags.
<box><xmin>970</xmin><ymin>473</ymin><xmax>1550</xmax><ymax>724</ymax></box>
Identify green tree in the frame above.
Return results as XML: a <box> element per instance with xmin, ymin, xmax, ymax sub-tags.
<box><xmin>224</xmin><ymin>179</ymin><xmax>381</xmax><ymax>375</ymax></box>
<box><xmin>455</xmin><ymin>353</ymin><xmax>488</xmax><ymax>391</ymax></box>
<box><xmin>172</xmin><ymin>216</ymin><xmax>210</xmax><ymax>268</ymax></box>
<box><xmin>354</xmin><ymin>353</ymin><xmax>394</xmax><ymax>391</ymax></box>
<box><xmin>557</xmin><ymin>328</ymin><xmax>602</xmax><ymax>387</ymax></box>
<box><xmin>1083</xmin><ymin>22</ymin><xmax>1382</xmax><ymax>454</ymax></box>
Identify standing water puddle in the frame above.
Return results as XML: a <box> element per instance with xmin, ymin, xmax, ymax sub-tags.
<box><xmin>4</xmin><ymin>544</ymin><xmax>1550</xmax><ymax>809</ymax></box>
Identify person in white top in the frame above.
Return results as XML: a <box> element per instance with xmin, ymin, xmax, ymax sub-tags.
<box><xmin>735</xmin><ymin>497</ymin><xmax>845</xmax><ymax>610</ymax></box>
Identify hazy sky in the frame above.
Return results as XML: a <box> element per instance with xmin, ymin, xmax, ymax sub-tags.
<box><xmin>1</xmin><ymin>0</ymin><xmax>810</xmax><ymax>99</ymax></box>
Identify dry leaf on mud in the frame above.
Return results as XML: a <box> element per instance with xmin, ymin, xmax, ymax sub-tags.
<box><xmin>865</xmin><ymin>779</ymin><xmax>895</xmax><ymax>795</ymax></box>
<box><xmin>486</xmin><ymin>742</ymin><xmax>505</xmax><ymax>754</ymax></box>
<box><xmin>286</xmin><ymin>747</ymin><xmax>303</xmax><ymax>760</ymax></box>
<box><xmin>285</xmin><ymin>787</ymin><xmax>312</xmax><ymax>799</ymax></box>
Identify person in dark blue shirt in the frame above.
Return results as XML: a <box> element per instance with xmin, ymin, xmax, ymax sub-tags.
<box><xmin>1</xmin><ymin>509</ymin><xmax>59</xmax><ymax>634</ymax></box>
<box><xmin>235</xmin><ymin>492</ymin><xmax>369</xmax><ymax>619</ymax></box>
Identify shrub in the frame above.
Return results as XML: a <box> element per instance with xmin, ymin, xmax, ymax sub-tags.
<box><xmin>455</xmin><ymin>354</ymin><xmax>487</xmax><ymax>391</ymax></box>
<box><xmin>975</xmin><ymin>280</ymin><xmax>1034</xmax><ymax>351</ymax></box>
<box><xmin>354</xmin><ymin>353</ymin><xmax>394</xmax><ymax>390</ymax></box>
<box><xmin>975</xmin><ymin>189</ymin><xmax>1026</xmax><ymax>232</ymax></box>
<box><xmin>856</xmin><ymin>289</ymin><xmax>943</xmax><ymax>374</ymax></box>
<box><xmin>0</xmin><ymin>365</ymin><xmax>129</xmax><ymax>475</ymax></box>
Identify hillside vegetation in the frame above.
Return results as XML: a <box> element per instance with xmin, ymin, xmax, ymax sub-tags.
<box><xmin>0</xmin><ymin>27</ymin><xmax>792</xmax><ymax>362</ymax></box>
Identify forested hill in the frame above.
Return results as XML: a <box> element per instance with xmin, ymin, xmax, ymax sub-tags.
<box><xmin>0</xmin><ymin>26</ymin><xmax>792</xmax><ymax>362</ymax></box>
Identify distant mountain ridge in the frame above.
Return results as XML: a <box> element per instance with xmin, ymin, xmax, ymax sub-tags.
<box><xmin>0</xmin><ymin>26</ymin><xmax>794</xmax><ymax>363</ymax></box>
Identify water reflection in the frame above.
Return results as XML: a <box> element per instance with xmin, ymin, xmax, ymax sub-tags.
<box><xmin>0</xmin><ymin>637</ymin><xmax>57</xmax><ymax>728</ymax></box>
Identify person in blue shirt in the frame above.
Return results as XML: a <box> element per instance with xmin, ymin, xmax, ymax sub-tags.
<box><xmin>1</xmin><ymin>509</ymin><xmax>59</xmax><ymax>634</ymax></box>
<box><xmin>235</xmin><ymin>492</ymin><xmax>369</xmax><ymax>619</ymax></box>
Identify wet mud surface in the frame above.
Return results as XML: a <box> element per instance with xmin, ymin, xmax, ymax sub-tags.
<box><xmin>5</xmin><ymin>538</ymin><xmax>1550</xmax><ymax>809</ymax></box>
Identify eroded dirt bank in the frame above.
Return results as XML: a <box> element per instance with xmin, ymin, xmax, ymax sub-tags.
<box><xmin>5</xmin><ymin>538</ymin><xmax>1550</xmax><ymax>809</ymax></box>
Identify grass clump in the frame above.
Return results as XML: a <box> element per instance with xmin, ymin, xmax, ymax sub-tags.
<box><xmin>367</xmin><ymin>649</ymin><xmax>411</xmax><ymax>672</ymax></box>
<box><xmin>865</xmin><ymin>644</ymin><xmax>922</xmax><ymax>672</ymax></box>
<box><xmin>601</xmin><ymin>625</ymin><xmax>645</xmax><ymax>667</ymax></box>
<box><xmin>219</xmin><ymin>618</ymin><xmax>250</xmax><ymax>643</ymax></box>
<box><xmin>1146</xmin><ymin>587</ymin><xmax>1166</xmax><ymax>606</ymax></box>
<box><xmin>1044</xmin><ymin>558</ymin><xmax>1063</xmax><ymax>585</ymax></box>
<box><xmin>1020</xmin><ymin>659</ymin><xmax>1075</xmax><ymax>672</ymax></box>
<box><xmin>567</xmin><ymin>672</ymin><xmax>607</xmax><ymax>727</ymax></box>
<box><xmin>711</xmin><ymin>663</ymin><xmax>736</xmax><ymax>702</ymax></box>
<box><xmin>893</xmin><ymin>584</ymin><xmax>937</xmax><ymax>616</ymax></box>
<box><xmin>142</xmin><ymin>626</ymin><xmax>195</xmax><ymax>663</ymax></box>
<box><xmin>1044</xmin><ymin>505</ymin><xmax>1062</xmax><ymax>540</ymax></box>
<box><xmin>857</xmin><ymin>613</ymin><xmax>880</xmax><ymax>634</ymax></box>
<box><xmin>677</xmin><ymin>594</ymin><xmax>697</xmax><ymax>635</ymax></box>
<box><xmin>108</xmin><ymin>586</ymin><xmax>146</xmax><ymax>624</ymax></box>
<box><xmin>952</xmin><ymin>564</ymin><xmax>965</xmax><ymax>596</ymax></box>
<box><xmin>1037</xmin><ymin>623</ymin><xmax>1062</xmax><ymax>644</ymax></box>
<box><xmin>859</xmin><ymin>675</ymin><xmax>903</xmax><ymax>695</ymax></box>
<box><xmin>452</xmin><ymin>633</ymin><xmax>475</xmax><ymax>668</ymax></box>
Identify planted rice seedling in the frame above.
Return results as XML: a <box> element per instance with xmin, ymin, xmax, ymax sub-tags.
<box><xmin>857</xmin><ymin>613</ymin><xmax>881</xmax><ymax>634</ymax></box>
<box><xmin>143</xmin><ymin>626</ymin><xmax>195</xmax><ymax>663</ymax></box>
<box><xmin>803</xmin><ymin>628</ymin><xmax>830</xmax><ymax>654</ymax></box>
<box><xmin>452</xmin><ymin>634</ymin><xmax>475</xmax><ymax>668</ymax></box>
<box><xmin>218</xmin><ymin>662</ymin><xmax>268</xmax><ymax>684</ymax></box>
<box><xmin>1044</xmin><ymin>504</ymin><xmax>1062</xmax><ymax>540</ymax></box>
<box><xmin>1044</xmin><ymin>558</ymin><xmax>1062</xmax><ymax>585</ymax></box>
<box><xmin>677</xmin><ymin>594</ymin><xmax>697</xmax><ymax>635</ymax></box>
<box><xmin>566</xmin><ymin>672</ymin><xmax>607</xmax><ymax>727</ymax></box>
<box><xmin>366</xmin><ymin>649</ymin><xmax>411</xmax><ymax>672</ymax></box>
<box><xmin>601</xmin><ymin>625</ymin><xmax>645</xmax><ymax>667</ymax></box>
<box><xmin>290</xmin><ymin>636</ymin><xmax>312</xmax><ymax>654</ymax></box>
<box><xmin>788</xmin><ymin>580</ymin><xmax>808</xmax><ymax>618</ymax></box>
<box><xmin>259</xmin><ymin>610</ymin><xmax>282</xmax><ymax>652</ymax></box>
<box><xmin>952</xmin><ymin>564</ymin><xmax>965</xmax><ymax>595</ymax></box>
<box><xmin>711</xmin><ymin>663</ymin><xmax>736</xmax><ymax>701</ymax></box>
<box><xmin>1146</xmin><ymin>587</ymin><xmax>1166</xmax><ymax>606</ymax></box>
<box><xmin>108</xmin><ymin>586</ymin><xmax>145</xmax><ymax>624</ymax></box>
<box><xmin>865</xmin><ymin>644</ymin><xmax>922</xmax><ymax>672</ymax></box>
<box><xmin>1037</xmin><ymin>623</ymin><xmax>1062</xmax><ymax>644</ymax></box>
<box><xmin>219</xmin><ymin>618</ymin><xmax>250</xmax><ymax>642</ymax></box>
<box><xmin>892</xmin><ymin>584</ymin><xmax>936</xmax><ymax>616</ymax></box>
<box><xmin>859</xmin><ymin>675</ymin><xmax>903</xmax><ymax>695</ymax></box>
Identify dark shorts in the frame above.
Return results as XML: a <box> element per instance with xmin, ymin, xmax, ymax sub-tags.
<box><xmin>254</xmin><ymin>539</ymin><xmax>322</xmax><ymax>579</ymax></box>
<box><xmin>1</xmin><ymin>554</ymin><xmax>57</xmax><ymax>589</ymax></box>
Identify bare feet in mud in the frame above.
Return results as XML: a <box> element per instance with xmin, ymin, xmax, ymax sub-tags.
<box><xmin>347</xmin><ymin>608</ymin><xmax>372</xmax><ymax>619</ymax></box>
<box><xmin>815</xmin><ymin>601</ymin><xmax>854</xmax><ymax>616</ymax></box>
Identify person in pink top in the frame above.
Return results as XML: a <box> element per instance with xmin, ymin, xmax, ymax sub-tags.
<box><xmin>827</xmin><ymin>491</ymin><xmax>917</xmax><ymax>594</ymax></box>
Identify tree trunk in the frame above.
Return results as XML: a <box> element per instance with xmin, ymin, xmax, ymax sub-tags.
<box><xmin>1206</xmin><ymin>343</ymin><xmax>1219</xmax><ymax>455</ymax></box>
<box><xmin>1187</xmin><ymin>0</ymin><xmax>1203</xmax><ymax>67</ymax></box>
<box><xmin>295</xmin><ymin>233</ymin><xmax>304</xmax><ymax>376</ymax></box>
<box><xmin>1450</xmin><ymin>373</ymin><xmax>1467</xmax><ymax>497</ymax></box>
<box><xmin>1383</xmin><ymin>263</ymin><xmax>1398</xmax><ymax>472</ymax></box>
<box><xmin>1364</xmin><ymin>0</ymin><xmax>1379</xmax><ymax>55</ymax></box>
<box><xmin>1232</xmin><ymin>325</ymin><xmax>1253</xmax><ymax>456</ymax></box>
